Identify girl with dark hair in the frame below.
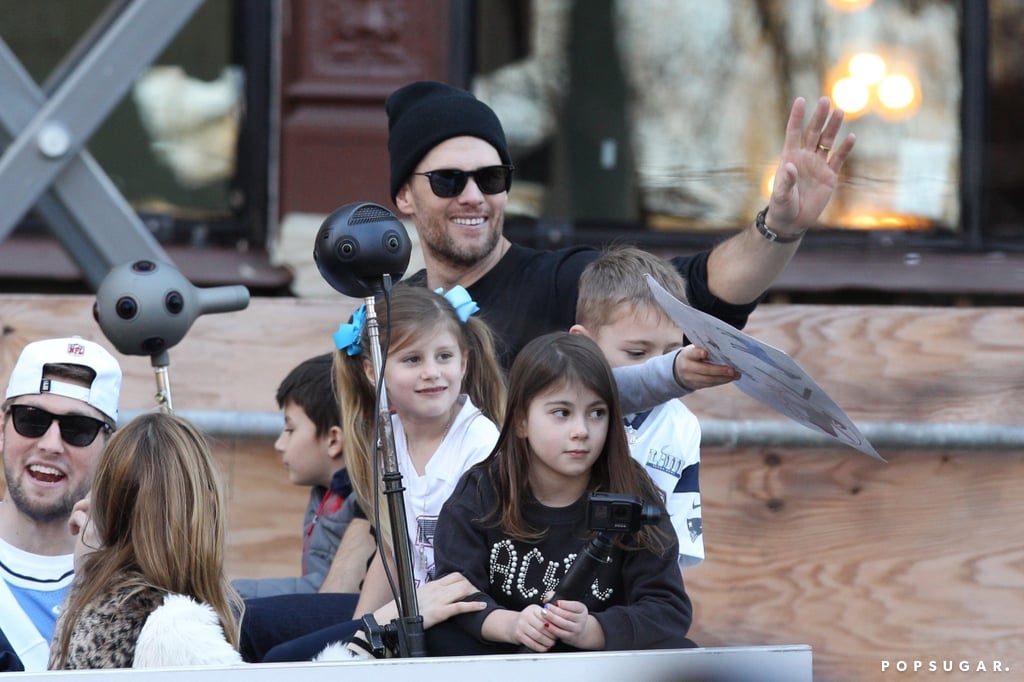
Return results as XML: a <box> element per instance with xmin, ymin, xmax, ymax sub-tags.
<box><xmin>431</xmin><ymin>332</ymin><xmax>693</xmax><ymax>655</ymax></box>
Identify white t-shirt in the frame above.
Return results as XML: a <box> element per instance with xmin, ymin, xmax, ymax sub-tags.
<box><xmin>0</xmin><ymin>533</ymin><xmax>75</xmax><ymax>671</ymax></box>
<box><xmin>392</xmin><ymin>395</ymin><xmax>500</xmax><ymax>584</ymax></box>
<box><xmin>625</xmin><ymin>399</ymin><xmax>704</xmax><ymax>567</ymax></box>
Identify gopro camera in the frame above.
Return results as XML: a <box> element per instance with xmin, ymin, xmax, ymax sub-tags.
<box><xmin>586</xmin><ymin>492</ymin><xmax>662</xmax><ymax>533</ymax></box>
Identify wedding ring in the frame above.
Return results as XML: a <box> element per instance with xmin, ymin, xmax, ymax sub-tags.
<box><xmin>817</xmin><ymin>143</ymin><xmax>831</xmax><ymax>152</ymax></box>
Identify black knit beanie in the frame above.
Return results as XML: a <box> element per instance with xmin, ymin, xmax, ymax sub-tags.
<box><xmin>386</xmin><ymin>81</ymin><xmax>512</xmax><ymax>202</ymax></box>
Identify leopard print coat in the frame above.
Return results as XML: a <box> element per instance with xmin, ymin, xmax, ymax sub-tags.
<box><xmin>49</xmin><ymin>583</ymin><xmax>164</xmax><ymax>669</ymax></box>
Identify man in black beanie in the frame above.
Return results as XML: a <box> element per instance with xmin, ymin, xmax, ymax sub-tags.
<box><xmin>387</xmin><ymin>81</ymin><xmax>513</xmax><ymax>205</ymax></box>
<box><xmin>390</xmin><ymin>80</ymin><xmax>854</xmax><ymax>379</ymax></box>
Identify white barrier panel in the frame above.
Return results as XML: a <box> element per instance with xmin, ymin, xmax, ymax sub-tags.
<box><xmin>5</xmin><ymin>645</ymin><xmax>811</xmax><ymax>682</ymax></box>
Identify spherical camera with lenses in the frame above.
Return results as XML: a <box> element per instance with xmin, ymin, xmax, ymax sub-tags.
<box><xmin>93</xmin><ymin>259</ymin><xmax>250</xmax><ymax>357</ymax></box>
<box><xmin>313</xmin><ymin>202</ymin><xmax>412</xmax><ymax>299</ymax></box>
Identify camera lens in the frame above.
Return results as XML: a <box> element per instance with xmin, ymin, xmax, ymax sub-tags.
<box><xmin>141</xmin><ymin>336</ymin><xmax>166</xmax><ymax>353</ymax></box>
<box><xmin>165</xmin><ymin>291</ymin><xmax>184</xmax><ymax>315</ymax></box>
<box><xmin>115</xmin><ymin>296</ymin><xmax>138</xmax><ymax>320</ymax></box>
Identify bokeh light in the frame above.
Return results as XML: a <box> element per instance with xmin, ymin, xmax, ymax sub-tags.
<box><xmin>878</xmin><ymin>73</ymin><xmax>917</xmax><ymax>111</ymax></box>
<box><xmin>825</xmin><ymin>50</ymin><xmax>920</xmax><ymax>120</ymax></box>
<box><xmin>826</xmin><ymin>0</ymin><xmax>875</xmax><ymax>11</ymax></box>
<box><xmin>762</xmin><ymin>169</ymin><xmax>776</xmax><ymax>201</ymax></box>
<box><xmin>842</xmin><ymin>212</ymin><xmax>931</xmax><ymax>230</ymax></box>
<box><xmin>832</xmin><ymin>76</ymin><xmax>871</xmax><ymax>115</ymax></box>
<box><xmin>849</xmin><ymin>52</ymin><xmax>887</xmax><ymax>85</ymax></box>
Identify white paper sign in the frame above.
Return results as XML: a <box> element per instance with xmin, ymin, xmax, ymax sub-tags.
<box><xmin>647</xmin><ymin>275</ymin><xmax>883</xmax><ymax>460</ymax></box>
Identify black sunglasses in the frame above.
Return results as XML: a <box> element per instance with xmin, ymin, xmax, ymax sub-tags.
<box><xmin>7</xmin><ymin>404</ymin><xmax>110</xmax><ymax>447</ymax></box>
<box><xmin>414</xmin><ymin>164</ymin><xmax>514</xmax><ymax>198</ymax></box>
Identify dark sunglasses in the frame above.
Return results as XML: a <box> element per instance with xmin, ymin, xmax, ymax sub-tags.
<box><xmin>7</xmin><ymin>404</ymin><xmax>111</xmax><ymax>447</ymax></box>
<box><xmin>414</xmin><ymin>164</ymin><xmax>515</xmax><ymax>198</ymax></box>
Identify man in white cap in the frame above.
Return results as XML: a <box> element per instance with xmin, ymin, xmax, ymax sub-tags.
<box><xmin>0</xmin><ymin>337</ymin><xmax>122</xmax><ymax>672</ymax></box>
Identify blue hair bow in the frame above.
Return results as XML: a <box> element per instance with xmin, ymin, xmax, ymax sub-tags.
<box><xmin>436</xmin><ymin>286</ymin><xmax>479</xmax><ymax>322</ymax></box>
<box><xmin>333</xmin><ymin>304</ymin><xmax>367</xmax><ymax>356</ymax></box>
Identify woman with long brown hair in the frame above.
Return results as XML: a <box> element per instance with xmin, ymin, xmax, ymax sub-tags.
<box><xmin>49</xmin><ymin>412</ymin><xmax>242</xmax><ymax>669</ymax></box>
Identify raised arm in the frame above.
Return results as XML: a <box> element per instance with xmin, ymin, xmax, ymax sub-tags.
<box><xmin>707</xmin><ymin>96</ymin><xmax>856</xmax><ymax>304</ymax></box>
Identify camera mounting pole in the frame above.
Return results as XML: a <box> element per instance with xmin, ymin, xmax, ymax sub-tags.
<box><xmin>152</xmin><ymin>350</ymin><xmax>173</xmax><ymax>413</ymax></box>
<box><xmin>361</xmin><ymin>280</ymin><xmax>426</xmax><ymax>658</ymax></box>
<box><xmin>314</xmin><ymin>201</ymin><xmax>424</xmax><ymax>657</ymax></box>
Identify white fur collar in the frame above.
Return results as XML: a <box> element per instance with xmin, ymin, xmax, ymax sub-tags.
<box><xmin>314</xmin><ymin>641</ymin><xmax>361</xmax><ymax>662</ymax></box>
<box><xmin>133</xmin><ymin>594</ymin><xmax>243</xmax><ymax>668</ymax></box>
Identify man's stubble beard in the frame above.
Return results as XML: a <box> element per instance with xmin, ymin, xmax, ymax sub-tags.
<box><xmin>422</xmin><ymin>214</ymin><xmax>504</xmax><ymax>269</ymax></box>
<box><xmin>2</xmin><ymin>459</ymin><xmax>89</xmax><ymax>524</ymax></box>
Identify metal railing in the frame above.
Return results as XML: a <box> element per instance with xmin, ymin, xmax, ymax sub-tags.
<box><xmin>122</xmin><ymin>410</ymin><xmax>1024</xmax><ymax>452</ymax></box>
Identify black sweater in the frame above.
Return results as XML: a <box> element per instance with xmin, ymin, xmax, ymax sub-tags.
<box><xmin>406</xmin><ymin>243</ymin><xmax>755</xmax><ymax>367</ymax></box>
<box><xmin>433</xmin><ymin>467</ymin><xmax>693</xmax><ymax>651</ymax></box>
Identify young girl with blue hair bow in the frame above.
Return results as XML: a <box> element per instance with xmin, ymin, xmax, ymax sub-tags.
<box><xmin>333</xmin><ymin>284</ymin><xmax>506</xmax><ymax>616</ymax></box>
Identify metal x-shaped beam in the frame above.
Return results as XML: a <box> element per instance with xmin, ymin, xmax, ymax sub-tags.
<box><xmin>0</xmin><ymin>0</ymin><xmax>206</xmax><ymax>289</ymax></box>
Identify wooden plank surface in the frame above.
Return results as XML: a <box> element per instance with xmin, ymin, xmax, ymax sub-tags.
<box><xmin>2</xmin><ymin>295</ymin><xmax>1023</xmax><ymax>681</ymax></box>
<box><xmin>3</xmin><ymin>295</ymin><xmax>1022</xmax><ymax>423</ymax></box>
<box><xmin>680</xmin><ymin>303</ymin><xmax>1024</xmax><ymax>425</ymax></box>
<box><xmin>688</xmin><ymin>447</ymin><xmax>1024</xmax><ymax>680</ymax></box>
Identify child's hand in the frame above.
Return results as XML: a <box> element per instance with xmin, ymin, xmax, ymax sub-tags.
<box><xmin>542</xmin><ymin>600</ymin><xmax>605</xmax><ymax>650</ymax></box>
<box><xmin>372</xmin><ymin>572</ymin><xmax>486</xmax><ymax>630</ymax></box>
<box><xmin>515</xmin><ymin>604</ymin><xmax>557</xmax><ymax>652</ymax></box>
<box><xmin>69</xmin><ymin>494</ymin><xmax>99</xmax><ymax>571</ymax></box>
<box><xmin>68</xmin><ymin>494</ymin><xmax>91</xmax><ymax>537</ymax></box>
<box><xmin>417</xmin><ymin>572</ymin><xmax>487</xmax><ymax>629</ymax></box>
<box><xmin>673</xmin><ymin>345</ymin><xmax>740</xmax><ymax>391</ymax></box>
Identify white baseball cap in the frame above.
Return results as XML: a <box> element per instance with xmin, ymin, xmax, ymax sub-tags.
<box><xmin>4</xmin><ymin>337</ymin><xmax>122</xmax><ymax>422</ymax></box>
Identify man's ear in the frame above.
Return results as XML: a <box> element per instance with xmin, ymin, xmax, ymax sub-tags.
<box><xmin>394</xmin><ymin>182</ymin><xmax>414</xmax><ymax>215</ymax></box>
<box><xmin>325</xmin><ymin>425</ymin><xmax>345</xmax><ymax>460</ymax></box>
<box><xmin>569</xmin><ymin>323</ymin><xmax>591</xmax><ymax>338</ymax></box>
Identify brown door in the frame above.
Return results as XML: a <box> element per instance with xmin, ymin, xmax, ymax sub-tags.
<box><xmin>279</xmin><ymin>0</ymin><xmax>462</xmax><ymax>216</ymax></box>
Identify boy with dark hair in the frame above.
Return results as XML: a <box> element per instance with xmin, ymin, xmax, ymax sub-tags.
<box><xmin>233</xmin><ymin>353</ymin><xmax>370</xmax><ymax>598</ymax></box>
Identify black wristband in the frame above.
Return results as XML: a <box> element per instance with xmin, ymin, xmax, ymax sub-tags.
<box><xmin>755</xmin><ymin>205</ymin><xmax>806</xmax><ymax>243</ymax></box>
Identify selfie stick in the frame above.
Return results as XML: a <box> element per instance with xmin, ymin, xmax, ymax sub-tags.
<box><xmin>314</xmin><ymin>201</ymin><xmax>424</xmax><ymax>658</ymax></box>
<box><xmin>94</xmin><ymin>259</ymin><xmax>250</xmax><ymax>413</ymax></box>
<box><xmin>520</xmin><ymin>493</ymin><xmax>662</xmax><ymax>653</ymax></box>
<box><xmin>550</xmin><ymin>532</ymin><xmax>615</xmax><ymax>604</ymax></box>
